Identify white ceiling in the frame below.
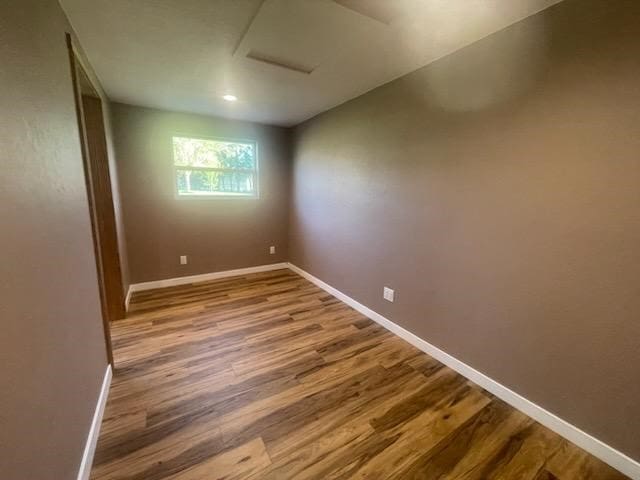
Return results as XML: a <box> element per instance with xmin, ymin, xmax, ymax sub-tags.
<box><xmin>60</xmin><ymin>0</ymin><xmax>562</xmax><ymax>126</ymax></box>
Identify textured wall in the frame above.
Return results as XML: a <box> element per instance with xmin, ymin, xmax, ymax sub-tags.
<box><xmin>0</xmin><ymin>0</ymin><xmax>109</xmax><ymax>478</ymax></box>
<box><xmin>111</xmin><ymin>103</ymin><xmax>291</xmax><ymax>284</ymax></box>
<box><xmin>289</xmin><ymin>0</ymin><xmax>640</xmax><ymax>461</ymax></box>
<box><xmin>102</xmin><ymin>99</ymin><xmax>130</xmax><ymax>294</ymax></box>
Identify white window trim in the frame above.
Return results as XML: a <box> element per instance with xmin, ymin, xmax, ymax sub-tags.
<box><xmin>171</xmin><ymin>134</ymin><xmax>260</xmax><ymax>200</ymax></box>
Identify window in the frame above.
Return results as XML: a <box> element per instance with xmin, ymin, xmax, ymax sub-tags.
<box><xmin>172</xmin><ymin>136</ymin><xmax>257</xmax><ymax>197</ymax></box>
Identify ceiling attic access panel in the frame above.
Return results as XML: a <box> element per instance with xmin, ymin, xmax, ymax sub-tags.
<box><xmin>233</xmin><ymin>0</ymin><xmax>387</xmax><ymax>77</ymax></box>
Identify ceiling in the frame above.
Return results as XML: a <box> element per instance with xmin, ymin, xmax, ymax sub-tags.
<box><xmin>60</xmin><ymin>0</ymin><xmax>562</xmax><ymax>126</ymax></box>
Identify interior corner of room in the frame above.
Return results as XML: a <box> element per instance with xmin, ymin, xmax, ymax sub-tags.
<box><xmin>2</xmin><ymin>0</ymin><xmax>639</xmax><ymax>479</ymax></box>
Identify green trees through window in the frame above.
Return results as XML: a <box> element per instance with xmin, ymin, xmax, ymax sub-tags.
<box><xmin>172</xmin><ymin>136</ymin><xmax>257</xmax><ymax>197</ymax></box>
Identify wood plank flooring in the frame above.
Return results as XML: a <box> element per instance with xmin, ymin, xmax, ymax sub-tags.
<box><xmin>91</xmin><ymin>269</ymin><xmax>629</xmax><ymax>480</ymax></box>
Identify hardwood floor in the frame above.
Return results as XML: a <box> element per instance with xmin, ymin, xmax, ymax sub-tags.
<box><xmin>91</xmin><ymin>268</ymin><xmax>628</xmax><ymax>480</ymax></box>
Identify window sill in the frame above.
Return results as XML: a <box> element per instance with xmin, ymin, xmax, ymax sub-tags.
<box><xmin>174</xmin><ymin>193</ymin><xmax>260</xmax><ymax>200</ymax></box>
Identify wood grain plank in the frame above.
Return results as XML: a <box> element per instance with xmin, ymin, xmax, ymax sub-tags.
<box><xmin>90</xmin><ymin>269</ymin><xmax>630</xmax><ymax>480</ymax></box>
<box><xmin>166</xmin><ymin>437</ymin><xmax>271</xmax><ymax>480</ymax></box>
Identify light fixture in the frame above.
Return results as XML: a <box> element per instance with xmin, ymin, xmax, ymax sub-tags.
<box><xmin>222</xmin><ymin>94</ymin><xmax>237</xmax><ymax>102</ymax></box>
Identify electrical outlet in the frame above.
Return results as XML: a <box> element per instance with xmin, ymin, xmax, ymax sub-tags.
<box><xmin>383</xmin><ymin>287</ymin><xmax>395</xmax><ymax>302</ymax></box>
<box><xmin>180</xmin><ymin>255</ymin><xmax>188</xmax><ymax>265</ymax></box>
<box><xmin>269</xmin><ymin>246</ymin><xmax>276</xmax><ymax>255</ymax></box>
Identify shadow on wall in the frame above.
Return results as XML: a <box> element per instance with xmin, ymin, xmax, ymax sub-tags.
<box><xmin>415</xmin><ymin>15</ymin><xmax>550</xmax><ymax>112</ymax></box>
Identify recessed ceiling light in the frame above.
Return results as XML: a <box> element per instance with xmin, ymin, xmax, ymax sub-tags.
<box><xmin>223</xmin><ymin>94</ymin><xmax>237</xmax><ymax>102</ymax></box>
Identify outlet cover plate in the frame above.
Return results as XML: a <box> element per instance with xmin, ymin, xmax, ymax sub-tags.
<box><xmin>383</xmin><ymin>287</ymin><xmax>394</xmax><ymax>302</ymax></box>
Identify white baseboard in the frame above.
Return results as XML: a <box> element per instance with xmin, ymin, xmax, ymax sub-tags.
<box><xmin>124</xmin><ymin>286</ymin><xmax>133</xmax><ymax>312</ymax></box>
<box><xmin>286</xmin><ymin>263</ymin><xmax>640</xmax><ymax>480</ymax></box>
<box><xmin>77</xmin><ymin>364</ymin><xmax>112</xmax><ymax>480</ymax></box>
<box><xmin>126</xmin><ymin>263</ymin><xmax>289</xmax><ymax>310</ymax></box>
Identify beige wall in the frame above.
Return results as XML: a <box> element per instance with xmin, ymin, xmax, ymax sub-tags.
<box><xmin>289</xmin><ymin>0</ymin><xmax>640</xmax><ymax>461</ymax></box>
<box><xmin>111</xmin><ymin>103</ymin><xmax>290</xmax><ymax>284</ymax></box>
<box><xmin>103</xmin><ymin>100</ymin><xmax>131</xmax><ymax>293</ymax></box>
<box><xmin>0</xmin><ymin>0</ymin><xmax>111</xmax><ymax>478</ymax></box>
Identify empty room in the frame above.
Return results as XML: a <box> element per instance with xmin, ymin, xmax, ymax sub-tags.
<box><xmin>2</xmin><ymin>0</ymin><xmax>640</xmax><ymax>479</ymax></box>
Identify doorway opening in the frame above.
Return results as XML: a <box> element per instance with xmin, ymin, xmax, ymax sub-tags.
<box><xmin>67</xmin><ymin>34</ymin><xmax>125</xmax><ymax>365</ymax></box>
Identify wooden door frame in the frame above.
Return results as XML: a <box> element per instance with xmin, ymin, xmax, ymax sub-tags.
<box><xmin>66</xmin><ymin>33</ymin><xmax>115</xmax><ymax>365</ymax></box>
<box><xmin>81</xmin><ymin>92</ymin><xmax>126</xmax><ymax>322</ymax></box>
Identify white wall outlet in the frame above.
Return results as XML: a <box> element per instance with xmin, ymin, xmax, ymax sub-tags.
<box><xmin>180</xmin><ymin>255</ymin><xmax>188</xmax><ymax>265</ymax></box>
<box><xmin>383</xmin><ymin>286</ymin><xmax>395</xmax><ymax>303</ymax></box>
<box><xmin>269</xmin><ymin>246</ymin><xmax>276</xmax><ymax>255</ymax></box>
